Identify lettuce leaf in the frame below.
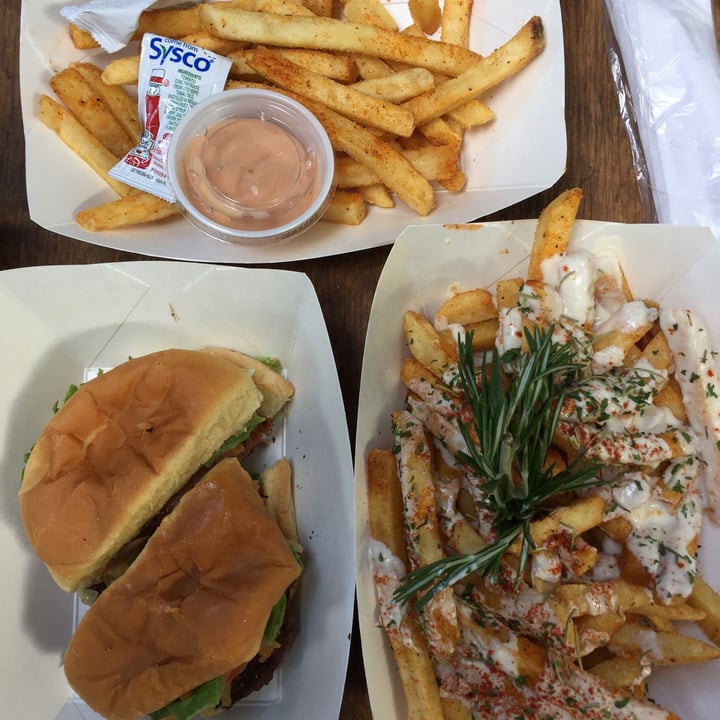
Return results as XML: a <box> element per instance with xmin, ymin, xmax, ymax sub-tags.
<box><xmin>148</xmin><ymin>675</ymin><xmax>225</xmax><ymax>720</ymax></box>
<box><xmin>203</xmin><ymin>413</ymin><xmax>265</xmax><ymax>468</ymax></box>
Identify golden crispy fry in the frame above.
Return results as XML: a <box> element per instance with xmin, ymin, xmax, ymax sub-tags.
<box><xmin>321</xmin><ymin>190</ymin><xmax>367</xmax><ymax>225</ymax></box>
<box><xmin>70</xmin><ymin>62</ymin><xmax>141</xmax><ymax>144</ymax></box>
<box><xmin>49</xmin><ymin>67</ymin><xmax>135</xmax><ymax>158</ymax></box>
<box><xmin>609</xmin><ymin>621</ymin><xmax>720</xmax><ymax>665</ymax></box>
<box><xmin>688</xmin><ymin>575</ymin><xmax>720</xmax><ymax>645</ymax></box>
<box><xmin>101</xmin><ymin>56</ymin><xmax>141</xmax><ymax>87</ymax></box>
<box><xmin>259</xmin><ymin>457</ymin><xmax>299</xmax><ymax>545</ymax></box>
<box><xmin>508</xmin><ymin>496</ymin><xmax>607</xmax><ymax>556</ymax></box>
<box><xmin>69</xmin><ymin>24</ymin><xmax>97</xmax><ymax>50</ymax></box>
<box><xmin>588</xmin><ymin>655</ymin><xmax>647</xmax><ymax>690</ymax></box>
<box><xmin>403</xmin><ymin>310</ymin><xmax>457</xmax><ymax>377</ymax></box>
<box><xmin>392</xmin><ymin>411</ymin><xmax>460</xmax><ymax>653</ymax></box>
<box><xmin>358</xmin><ymin>183</ymin><xmax>394</xmax><ymax>208</ymax></box>
<box><xmin>435</xmin><ymin>288</ymin><xmax>498</xmax><ymax>327</ymax></box>
<box><xmin>402</xmin><ymin>17</ymin><xmax>545</xmax><ymax>125</ymax></box>
<box><xmin>230</xmin><ymin>47</ymin><xmax>359</xmax><ymax>82</ymax></box>
<box><xmin>302</xmin><ymin>0</ymin><xmax>334</xmax><ymax>15</ymax></box>
<box><xmin>37</xmin><ymin>94</ymin><xmax>132</xmax><ymax>198</ymax></box>
<box><xmin>496</xmin><ymin>277</ymin><xmax>524</xmax><ymax>310</ymax></box>
<box><xmin>341</xmin><ymin>0</ymin><xmax>398</xmax><ymax>30</ymax></box>
<box><xmin>75</xmin><ymin>191</ymin><xmax>180</xmax><ymax>232</ymax></box>
<box><xmin>350</xmin><ymin>67</ymin><xmax>435</xmax><ymax>103</ymax></box>
<box><xmin>198</xmin><ymin>6</ymin><xmax>484</xmax><ymax>76</ymax></box>
<box><xmin>408</xmin><ymin>0</ymin><xmax>441</xmax><ymax>35</ymax></box>
<box><xmin>441</xmin><ymin>0</ymin><xmax>473</xmax><ymax>47</ymax></box>
<box><xmin>526</xmin><ymin>187</ymin><xmax>584</xmax><ymax>281</ymax></box>
<box><xmin>366</xmin><ymin>448</ymin><xmax>446</xmax><ymax>720</ymax></box>
<box><xmin>247</xmin><ymin>45</ymin><xmax>415</xmax><ymax>137</ymax></box>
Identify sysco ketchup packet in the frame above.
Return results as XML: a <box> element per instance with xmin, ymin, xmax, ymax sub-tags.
<box><xmin>109</xmin><ymin>34</ymin><xmax>231</xmax><ymax>202</ymax></box>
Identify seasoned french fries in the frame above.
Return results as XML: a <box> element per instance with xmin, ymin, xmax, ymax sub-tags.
<box><xmin>366</xmin><ymin>188</ymin><xmax>720</xmax><ymax>718</ymax></box>
<box><xmin>45</xmin><ymin>0</ymin><xmax>545</xmax><ymax>230</ymax></box>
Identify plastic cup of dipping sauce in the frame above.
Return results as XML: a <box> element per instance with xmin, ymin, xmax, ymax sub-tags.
<box><xmin>167</xmin><ymin>88</ymin><xmax>335</xmax><ymax>245</ymax></box>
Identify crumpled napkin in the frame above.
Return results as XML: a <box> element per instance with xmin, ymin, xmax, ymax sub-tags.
<box><xmin>60</xmin><ymin>0</ymin><xmax>196</xmax><ymax>53</ymax></box>
<box><xmin>603</xmin><ymin>0</ymin><xmax>720</xmax><ymax>240</ymax></box>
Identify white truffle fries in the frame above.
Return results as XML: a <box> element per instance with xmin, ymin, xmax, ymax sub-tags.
<box><xmin>367</xmin><ymin>188</ymin><xmax>720</xmax><ymax>719</ymax></box>
<box><xmin>18</xmin><ymin>347</ymin><xmax>302</xmax><ymax>720</ymax></box>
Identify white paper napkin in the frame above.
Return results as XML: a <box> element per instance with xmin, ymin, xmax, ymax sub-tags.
<box><xmin>60</xmin><ymin>0</ymin><xmax>194</xmax><ymax>53</ymax></box>
<box><xmin>603</xmin><ymin>0</ymin><xmax>720</xmax><ymax>241</ymax></box>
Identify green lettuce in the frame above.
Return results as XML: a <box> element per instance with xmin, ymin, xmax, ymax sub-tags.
<box><xmin>148</xmin><ymin>676</ymin><xmax>225</xmax><ymax>720</ymax></box>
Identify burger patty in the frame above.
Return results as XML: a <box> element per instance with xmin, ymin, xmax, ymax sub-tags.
<box><xmin>229</xmin><ymin>582</ymin><xmax>300</xmax><ymax>704</ymax></box>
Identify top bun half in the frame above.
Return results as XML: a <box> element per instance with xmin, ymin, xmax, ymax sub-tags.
<box><xmin>18</xmin><ymin>349</ymin><xmax>263</xmax><ymax>592</ymax></box>
<box><xmin>62</xmin><ymin>457</ymin><xmax>302</xmax><ymax>720</ymax></box>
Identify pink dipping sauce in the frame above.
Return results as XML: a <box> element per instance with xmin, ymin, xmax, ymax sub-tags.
<box><xmin>182</xmin><ymin>117</ymin><xmax>319</xmax><ymax>231</ymax></box>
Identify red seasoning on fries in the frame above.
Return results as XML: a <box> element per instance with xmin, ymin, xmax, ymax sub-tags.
<box><xmin>367</xmin><ymin>189</ymin><xmax>720</xmax><ymax>719</ymax></box>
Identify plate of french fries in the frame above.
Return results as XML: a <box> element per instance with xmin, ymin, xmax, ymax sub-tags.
<box><xmin>355</xmin><ymin>189</ymin><xmax>720</xmax><ymax>718</ymax></box>
<box><xmin>20</xmin><ymin>0</ymin><xmax>565</xmax><ymax>263</ymax></box>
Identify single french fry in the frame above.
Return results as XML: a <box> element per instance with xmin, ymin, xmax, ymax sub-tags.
<box><xmin>75</xmin><ymin>191</ymin><xmax>180</xmax><ymax>231</ymax></box>
<box><xmin>408</xmin><ymin>0</ymin><xmax>441</xmax><ymax>35</ymax></box>
<box><xmin>253</xmin><ymin>0</ymin><xmax>316</xmax><ymax>16</ymax></box>
<box><xmin>247</xmin><ymin>45</ymin><xmax>415</xmax><ymax>137</ymax></box>
<box><xmin>342</xmin><ymin>0</ymin><xmax>398</xmax><ymax>31</ymax></box>
<box><xmin>441</xmin><ymin>0</ymin><xmax>473</xmax><ymax>47</ymax></box>
<box><xmin>367</xmin><ymin>448</ymin><xmax>407</xmax><ymax>560</ymax></box>
<box><xmin>366</xmin><ymin>448</ymin><xmax>446</xmax><ymax>720</ymax></box>
<box><xmin>463</xmin><ymin>319</ymin><xmax>500</xmax><ymax>351</ymax></box>
<box><xmin>198</xmin><ymin>6</ymin><xmax>484</xmax><ymax>76</ymax></box>
<box><xmin>526</xmin><ymin>187</ymin><xmax>584</xmax><ymax>281</ymax></box>
<box><xmin>392</xmin><ymin>411</ymin><xmax>460</xmax><ymax>653</ymax></box>
<box><xmin>417</xmin><ymin>116</ymin><xmax>463</xmax><ymax>148</ymax></box>
<box><xmin>589</xmin><ymin>655</ymin><xmax>647</xmax><ymax>690</ymax></box>
<box><xmin>359</xmin><ymin>183</ymin><xmax>394</xmax><ymax>208</ymax></box>
<box><xmin>350</xmin><ymin>67</ymin><xmax>435</xmax><ymax>103</ymax></box>
<box><xmin>402</xmin><ymin>17</ymin><xmax>545</xmax><ymax>125</ymax></box>
<box><xmin>101</xmin><ymin>56</ymin><xmax>141</xmax><ymax>87</ymax></box>
<box><xmin>260</xmin><ymin>457</ymin><xmax>299</xmax><ymax>545</ymax></box>
<box><xmin>37</xmin><ymin>94</ymin><xmax>133</xmax><ymax>198</ymax></box>
<box><xmin>69</xmin><ymin>24</ymin><xmax>98</xmax><ymax>50</ymax></box>
<box><xmin>446</xmin><ymin>99</ymin><xmax>495</xmax><ymax>129</ymax></box>
<box><xmin>321</xmin><ymin>190</ymin><xmax>367</xmax><ymax>225</ymax></box>
<box><xmin>302</xmin><ymin>0</ymin><xmax>334</xmax><ymax>15</ymax></box>
<box><xmin>435</xmin><ymin>288</ymin><xmax>498</xmax><ymax>328</ymax></box>
<box><xmin>134</xmin><ymin>4</ymin><xmax>203</xmax><ymax>39</ymax></box>
<box><xmin>404</xmin><ymin>310</ymin><xmax>458</xmax><ymax>377</ymax></box>
<box><xmin>496</xmin><ymin>277</ymin><xmax>524</xmax><ymax>310</ymax></box>
<box><xmin>609</xmin><ymin>621</ymin><xmax>720</xmax><ymax>665</ymax></box>
<box><xmin>71</xmin><ymin>62</ymin><xmax>141</xmax><ymax>143</ymax></box>
<box><xmin>507</xmin><ymin>496</ymin><xmax>607</xmax><ymax>556</ymax></box>
<box><xmin>688</xmin><ymin>575</ymin><xmax>720</xmax><ymax>645</ymax></box>
<box><xmin>50</xmin><ymin>67</ymin><xmax>135</xmax><ymax>158</ymax></box>
<box><xmin>229</xmin><ymin>46</ymin><xmax>359</xmax><ymax>82</ymax></box>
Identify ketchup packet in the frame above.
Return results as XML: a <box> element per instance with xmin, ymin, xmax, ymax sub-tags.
<box><xmin>109</xmin><ymin>34</ymin><xmax>231</xmax><ymax>203</ymax></box>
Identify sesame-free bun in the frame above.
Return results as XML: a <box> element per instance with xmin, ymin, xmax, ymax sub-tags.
<box><xmin>63</xmin><ymin>457</ymin><xmax>302</xmax><ymax>720</ymax></box>
<box><xmin>18</xmin><ymin>349</ymin><xmax>263</xmax><ymax>593</ymax></box>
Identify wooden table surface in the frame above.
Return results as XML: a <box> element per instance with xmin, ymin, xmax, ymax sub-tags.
<box><xmin>1</xmin><ymin>1</ymin><xmax>649</xmax><ymax>718</ymax></box>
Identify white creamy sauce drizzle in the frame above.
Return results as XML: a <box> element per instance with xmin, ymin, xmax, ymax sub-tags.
<box><xmin>367</xmin><ymin>539</ymin><xmax>416</xmax><ymax>649</ymax></box>
<box><xmin>499</xmin><ymin>246</ymin><xmax>718</xmax><ymax>602</ymax></box>
<box><xmin>660</xmin><ymin>308</ymin><xmax>720</xmax><ymax>520</ymax></box>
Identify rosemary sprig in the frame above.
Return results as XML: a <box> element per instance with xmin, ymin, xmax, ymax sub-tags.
<box><xmin>394</xmin><ymin>325</ymin><xmax>604</xmax><ymax>610</ymax></box>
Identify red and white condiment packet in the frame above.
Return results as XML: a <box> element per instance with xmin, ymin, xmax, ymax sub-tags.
<box><xmin>108</xmin><ymin>33</ymin><xmax>231</xmax><ymax>202</ymax></box>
